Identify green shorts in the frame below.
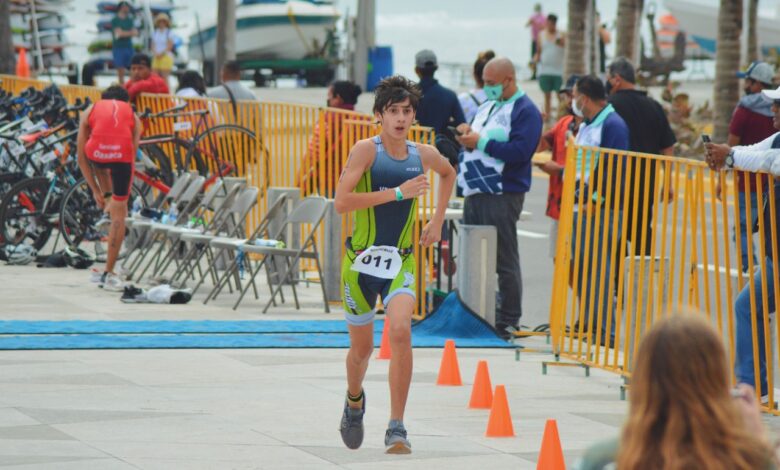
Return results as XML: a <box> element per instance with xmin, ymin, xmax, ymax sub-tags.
<box><xmin>341</xmin><ymin>250</ymin><xmax>416</xmax><ymax>326</ymax></box>
<box><xmin>539</xmin><ymin>74</ymin><xmax>563</xmax><ymax>93</ymax></box>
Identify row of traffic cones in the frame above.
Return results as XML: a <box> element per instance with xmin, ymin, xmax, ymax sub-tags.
<box><xmin>376</xmin><ymin>324</ymin><xmax>565</xmax><ymax>469</ymax></box>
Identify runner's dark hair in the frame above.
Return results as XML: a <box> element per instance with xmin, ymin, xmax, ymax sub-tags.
<box><xmin>101</xmin><ymin>85</ymin><xmax>130</xmax><ymax>102</ymax></box>
<box><xmin>372</xmin><ymin>75</ymin><xmax>422</xmax><ymax>115</ymax></box>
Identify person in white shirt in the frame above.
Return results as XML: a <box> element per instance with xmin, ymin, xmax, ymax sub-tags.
<box><xmin>705</xmin><ymin>85</ymin><xmax>780</xmax><ymax>404</ymax></box>
<box><xmin>457</xmin><ymin>50</ymin><xmax>495</xmax><ymax>123</ymax></box>
<box><xmin>151</xmin><ymin>13</ymin><xmax>174</xmax><ymax>80</ymax></box>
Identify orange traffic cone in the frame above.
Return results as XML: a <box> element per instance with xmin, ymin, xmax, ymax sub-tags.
<box><xmin>376</xmin><ymin>318</ymin><xmax>391</xmax><ymax>359</ymax></box>
<box><xmin>436</xmin><ymin>339</ymin><xmax>462</xmax><ymax>386</ymax></box>
<box><xmin>468</xmin><ymin>360</ymin><xmax>493</xmax><ymax>409</ymax></box>
<box><xmin>485</xmin><ymin>385</ymin><xmax>515</xmax><ymax>437</ymax></box>
<box><xmin>16</xmin><ymin>48</ymin><xmax>30</xmax><ymax>78</ymax></box>
<box><xmin>537</xmin><ymin>419</ymin><xmax>565</xmax><ymax>470</ymax></box>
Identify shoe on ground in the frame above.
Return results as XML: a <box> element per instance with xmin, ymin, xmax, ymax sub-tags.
<box><xmin>384</xmin><ymin>421</ymin><xmax>411</xmax><ymax>454</ymax></box>
<box><xmin>120</xmin><ymin>285</ymin><xmax>147</xmax><ymax>303</ymax></box>
<box><xmin>90</xmin><ymin>269</ymin><xmax>106</xmax><ymax>284</ymax></box>
<box><xmin>339</xmin><ymin>391</ymin><xmax>365</xmax><ymax>450</ymax></box>
<box><xmin>101</xmin><ymin>273</ymin><xmax>125</xmax><ymax>292</ymax></box>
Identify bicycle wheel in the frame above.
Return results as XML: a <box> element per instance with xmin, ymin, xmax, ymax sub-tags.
<box><xmin>138</xmin><ymin>142</ymin><xmax>174</xmax><ymax>187</ymax></box>
<box><xmin>185</xmin><ymin>124</ymin><xmax>264</xmax><ymax>189</ymax></box>
<box><xmin>59</xmin><ymin>178</ymin><xmax>143</xmax><ymax>262</ymax></box>
<box><xmin>144</xmin><ymin>134</ymin><xmax>207</xmax><ymax>177</ymax></box>
<box><xmin>0</xmin><ymin>176</ymin><xmax>56</xmax><ymax>250</ymax></box>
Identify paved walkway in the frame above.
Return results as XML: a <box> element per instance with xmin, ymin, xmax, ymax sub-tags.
<box><xmin>0</xmin><ymin>263</ymin><xmax>775</xmax><ymax>469</ymax></box>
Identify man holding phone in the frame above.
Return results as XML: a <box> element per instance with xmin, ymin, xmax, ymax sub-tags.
<box><xmin>706</xmin><ymin>84</ymin><xmax>780</xmax><ymax>403</ymax></box>
<box><xmin>456</xmin><ymin>57</ymin><xmax>543</xmax><ymax>339</ymax></box>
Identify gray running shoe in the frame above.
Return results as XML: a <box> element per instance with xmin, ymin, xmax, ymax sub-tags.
<box><xmin>339</xmin><ymin>391</ymin><xmax>365</xmax><ymax>449</ymax></box>
<box><xmin>384</xmin><ymin>422</ymin><xmax>411</xmax><ymax>454</ymax></box>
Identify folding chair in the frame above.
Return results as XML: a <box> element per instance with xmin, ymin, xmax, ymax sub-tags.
<box><xmin>158</xmin><ymin>185</ymin><xmax>260</xmax><ymax>288</ymax></box>
<box><xmin>201</xmin><ymin>192</ymin><xmax>290</xmax><ymax>302</ymax></box>
<box><xmin>127</xmin><ymin>175</ymin><xmax>206</xmax><ymax>281</ymax></box>
<box><xmin>232</xmin><ymin>196</ymin><xmax>330</xmax><ymax>313</ymax></box>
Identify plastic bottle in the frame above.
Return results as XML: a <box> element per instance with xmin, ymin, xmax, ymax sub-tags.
<box><xmin>168</xmin><ymin>204</ymin><xmax>178</xmax><ymax>225</ymax></box>
<box><xmin>254</xmin><ymin>239</ymin><xmax>285</xmax><ymax>248</ymax></box>
<box><xmin>132</xmin><ymin>196</ymin><xmax>143</xmax><ymax>216</ymax></box>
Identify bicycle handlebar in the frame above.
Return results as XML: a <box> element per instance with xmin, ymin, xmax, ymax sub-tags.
<box><xmin>138</xmin><ymin>102</ymin><xmax>189</xmax><ymax>119</ymax></box>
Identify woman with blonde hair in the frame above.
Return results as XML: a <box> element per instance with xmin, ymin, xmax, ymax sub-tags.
<box><xmin>576</xmin><ymin>314</ymin><xmax>776</xmax><ymax>469</ymax></box>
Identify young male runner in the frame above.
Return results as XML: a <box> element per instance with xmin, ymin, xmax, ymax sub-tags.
<box><xmin>76</xmin><ymin>85</ymin><xmax>141</xmax><ymax>291</ymax></box>
<box><xmin>334</xmin><ymin>75</ymin><xmax>456</xmax><ymax>454</ymax></box>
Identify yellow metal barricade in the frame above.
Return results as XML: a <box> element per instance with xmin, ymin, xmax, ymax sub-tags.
<box><xmin>550</xmin><ymin>141</ymin><xmax>780</xmax><ymax>412</ymax></box>
<box><xmin>0</xmin><ymin>75</ymin><xmax>101</xmax><ymax>104</ymax></box>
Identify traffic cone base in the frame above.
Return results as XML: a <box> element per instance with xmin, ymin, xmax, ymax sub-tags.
<box><xmin>468</xmin><ymin>360</ymin><xmax>493</xmax><ymax>409</ymax></box>
<box><xmin>537</xmin><ymin>419</ymin><xmax>565</xmax><ymax>470</ymax></box>
<box><xmin>485</xmin><ymin>385</ymin><xmax>514</xmax><ymax>437</ymax></box>
<box><xmin>436</xmin><ymin>339</ymin><xmax>462</xmax><ymax>386</ymax></box>
<box><xmin>376</xmin><ymin>318</ymin><xmax>391</xmax><ymax>359</ymax></box>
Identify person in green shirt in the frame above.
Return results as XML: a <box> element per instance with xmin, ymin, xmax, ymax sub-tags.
<box><xmin>111</xmin><ymin>1</ymin><xmax>137</xmax><ymax>84</ymax></box>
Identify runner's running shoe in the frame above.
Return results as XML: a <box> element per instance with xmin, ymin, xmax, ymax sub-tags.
<box><xmin>339</xmin><ymin>391</ymin><xmax>365</xmax><ymax>449</ymax></box>
<box><xmin>384</xmin><ymin>421</ymin><xmax>411</xmax><ymax>454</ymax></box>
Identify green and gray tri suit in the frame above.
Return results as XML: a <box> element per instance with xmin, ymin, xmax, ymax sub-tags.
<box><xmin>342</xmin><ymin>136</ymin><xmax>423</xmax><ymax>325</ymax></box>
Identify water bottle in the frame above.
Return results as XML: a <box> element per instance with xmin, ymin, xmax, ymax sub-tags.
<box><xmin>132</xmin><ymin>196</ymin><xmax>143</xmax><ymax>216</ymax></box>
<box><xmin>254</xmin><ymin>238</ymin><xmax>285</xmax><ymax>248</ymax></box>
<box><xmin>168</xmin><ymin>204</ymin><xmax>178</xmax><ymax>225</ymax></box>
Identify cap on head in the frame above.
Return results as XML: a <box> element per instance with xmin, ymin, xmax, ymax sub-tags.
<box><xmin>415</xmin><ymin>49</ymin><xmax>437</xmax><ymax>69</ymax></box>
<box><xmin>761</xmin><ymin>85</ymin><xmax>780</xmax><ymax>101</ymax></box>
<box><xmin>560</xmin><ymin>74</ymin><xmax>581</xmax><ymax>93</ymax></box>
<box><xmin>738</xmin><ymin>61</ymin><xmax>774</xmax><ymax>86</ymax></box>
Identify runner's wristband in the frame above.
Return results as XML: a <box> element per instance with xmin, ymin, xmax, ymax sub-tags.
<box><xmin>394</xmin><ymin>187</ymin><xmax>404</xmax><ymax>201</ymax></box>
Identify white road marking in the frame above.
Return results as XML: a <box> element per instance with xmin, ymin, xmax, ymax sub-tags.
<box><xmin>517</xmin><ymin>229</ymin><xmax>548</xmax><ymax>239</ymax></box>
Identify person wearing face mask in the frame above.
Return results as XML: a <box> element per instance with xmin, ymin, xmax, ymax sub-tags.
<box><xmin>606</xmin><ymin>57</ymin><xmax>677</xmax><ymax>258</ymax></box>
<box><xmin>534</xmin><ymin>75</ymin><xmax>582</xmax><ymax>261</ymax></box>
<box><xmin>455</xmin><ymin>57</ymin><xmax>543</xmax><ymax>339</ymax></box>
<box><xmin>297</xmin><ymin>80</ymin><xmax>363</xmax><ymax>195</ymax></box>
<box><xmin>716</xmin><ymin>61</ymin><xmax>775</xmax><ymax>273</ymax></box>
<box><xmin>570</xmin><ymin>75</ymin><xmax>630</xmax><ymax>346</ymax></box>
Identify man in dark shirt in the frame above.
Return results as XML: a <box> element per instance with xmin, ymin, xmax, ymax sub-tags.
<box><xmin>606</xmin><ymin>57</ymin><xmax>677</xmax><ymax>256</ymax></box>
<box><xmin>414</xmin><ymin>50</ymin><xmax>465</xmax><ymax>134</ymax></box>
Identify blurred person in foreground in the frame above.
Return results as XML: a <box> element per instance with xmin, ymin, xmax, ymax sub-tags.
<box><xmin>576</xmin><ymin>314</ymin><xmax>776</xmax><ymax>469</ymax></box>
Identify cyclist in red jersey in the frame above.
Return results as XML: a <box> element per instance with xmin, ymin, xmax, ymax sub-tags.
<box><xmin>76</xmin><ymin>85</ymin><xmax>142</xmax><ymax>291</ymax></box>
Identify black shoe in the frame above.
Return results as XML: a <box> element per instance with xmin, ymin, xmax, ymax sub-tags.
<box><xmin>339</xmin><ymin>391</ymin><xmax>365</xmax><ymax>450</ymax></box>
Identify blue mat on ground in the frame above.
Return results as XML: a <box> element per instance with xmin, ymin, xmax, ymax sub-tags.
<box><xmin>0</xmin><ymin>293</ymin><xmax>511</xmax><ymax>349</ymax></box>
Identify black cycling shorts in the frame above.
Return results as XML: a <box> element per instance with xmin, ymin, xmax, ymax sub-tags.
<box><xmin>93</xmin><ymin>161</ymin><xmax>133</xmax><ymax>201</ymax></box>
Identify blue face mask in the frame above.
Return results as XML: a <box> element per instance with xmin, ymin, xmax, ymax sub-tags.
<box><xmin>484</xmin><ymin>83</ymin><xmax>504</xmax><ymax>101</ymax></box>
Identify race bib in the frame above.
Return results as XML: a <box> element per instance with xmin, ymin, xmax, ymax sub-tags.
<box><xmin>350</xmin><ymin>245</ymin><xmax>402</xmax><ymax>279</ymax></box>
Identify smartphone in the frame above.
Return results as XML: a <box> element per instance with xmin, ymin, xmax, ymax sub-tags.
<box><xmin>701</xmin><ymin>134</ymin><xmax>711</xmax><ymax>144</ymax></box>
<box><xmin>447</xmin><ymin>125</ymin><xmax>462</xmax><ymax>136</ymax></box>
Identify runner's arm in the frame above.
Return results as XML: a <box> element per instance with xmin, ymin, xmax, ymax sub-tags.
<box><xmin>76</xmin><ymin>106</ymin><xmax>99</xmax><ymax>195</ymax></box>
<box><xmin>133</xmin><ymin>115</ymin><xmax>142</xmax><ymax>153</ymax></box>
<box><xmin>334</xmin><ymin>140</ymin><xmax>392</xmax><ymax>214</ymax></box>
<box><xmin>419</xmin><ymin>144</ymin><xmax>455</xmax><ymax>228</ymax></box>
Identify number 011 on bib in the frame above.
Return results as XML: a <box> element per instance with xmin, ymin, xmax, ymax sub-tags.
<box><xmin>350</xmin><ymin>245</ymin><xmax>403</xmax><ymax>279</ymax></box>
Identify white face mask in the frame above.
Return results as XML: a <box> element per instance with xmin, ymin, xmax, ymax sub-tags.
<box><xmin>572</xmin><ymin>97</ymin><xmax>584</xmax><ymax>117</ymax></box>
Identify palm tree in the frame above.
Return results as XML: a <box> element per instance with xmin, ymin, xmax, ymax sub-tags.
<box><xmin>615</xmin><ymin>0</ymin><xmax>644</xmax><ymax>64</ymax></box>
<box><xmin>713</xmin><ymin>0</ymin><xmax>743</xmax><ymax>142</ymax></box>
<box><xmin>564</xmin><ymin>0</ymin><xmax>590</xmax><ymax>77</ymax></box>
<box><xmin>746</xmin><ymin>0</ymin><xmax>759</xmax><ymax>64</ymax></box>
<box><xmin>0</xmin><ymin>1</ymin><xmax>14</xmax><ymax>74</ymax></box>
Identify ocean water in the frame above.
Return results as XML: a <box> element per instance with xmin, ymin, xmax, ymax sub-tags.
<box><xmin>61</xmin><ymin>0</ymin><xmax>729</xmax><ymax>88</ymax></box>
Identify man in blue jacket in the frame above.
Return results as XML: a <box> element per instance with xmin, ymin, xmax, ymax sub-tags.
<box><xmin>571</xmin><ymin>75</ymin><xmax>630</xmax><ymax>346</ymax></box>
<box><xmin>456</xmin><ymin>57</ymin><xmax>543</xmax><ymax>339</ymax></box>
<box><xmin>414</xmin><ymin>49</ymin><xmax>466</xmax><ymax>135</ymax></box>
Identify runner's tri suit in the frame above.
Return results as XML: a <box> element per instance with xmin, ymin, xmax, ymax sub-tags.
<box><xmin>342</xmin><ymin>136</ymin><xmax>424</xmax><ymax>325</ymax></box>
<box><xmin>84</xmin><ymin>99</ymin><xmax>135</xmax><ymax>200</ymax></box>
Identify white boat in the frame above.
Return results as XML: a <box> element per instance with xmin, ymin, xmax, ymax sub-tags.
<box><xmin>188</xmin><ymin>0</ymin><xmax>339</xmax><ymax>62</ymax></box>
<box><xmin>663</xmin><ymin>0</ymin><xmax>780</xmax><ymax>55</ymax></box>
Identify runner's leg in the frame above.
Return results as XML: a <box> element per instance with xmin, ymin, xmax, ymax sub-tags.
<box><xmin>105</xmin><ymin>196</ymin><xmax>127</xmax><ymax>274</ymax></box>
<box><xmin>346</xmin><ymin>323</ymin><xmax>373</xmax><ymax>405</ymax></box>
<box><xmin>385</xmin><ymin>293</ymin><xmax>413</xmax><ymax>421</ymax></box>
